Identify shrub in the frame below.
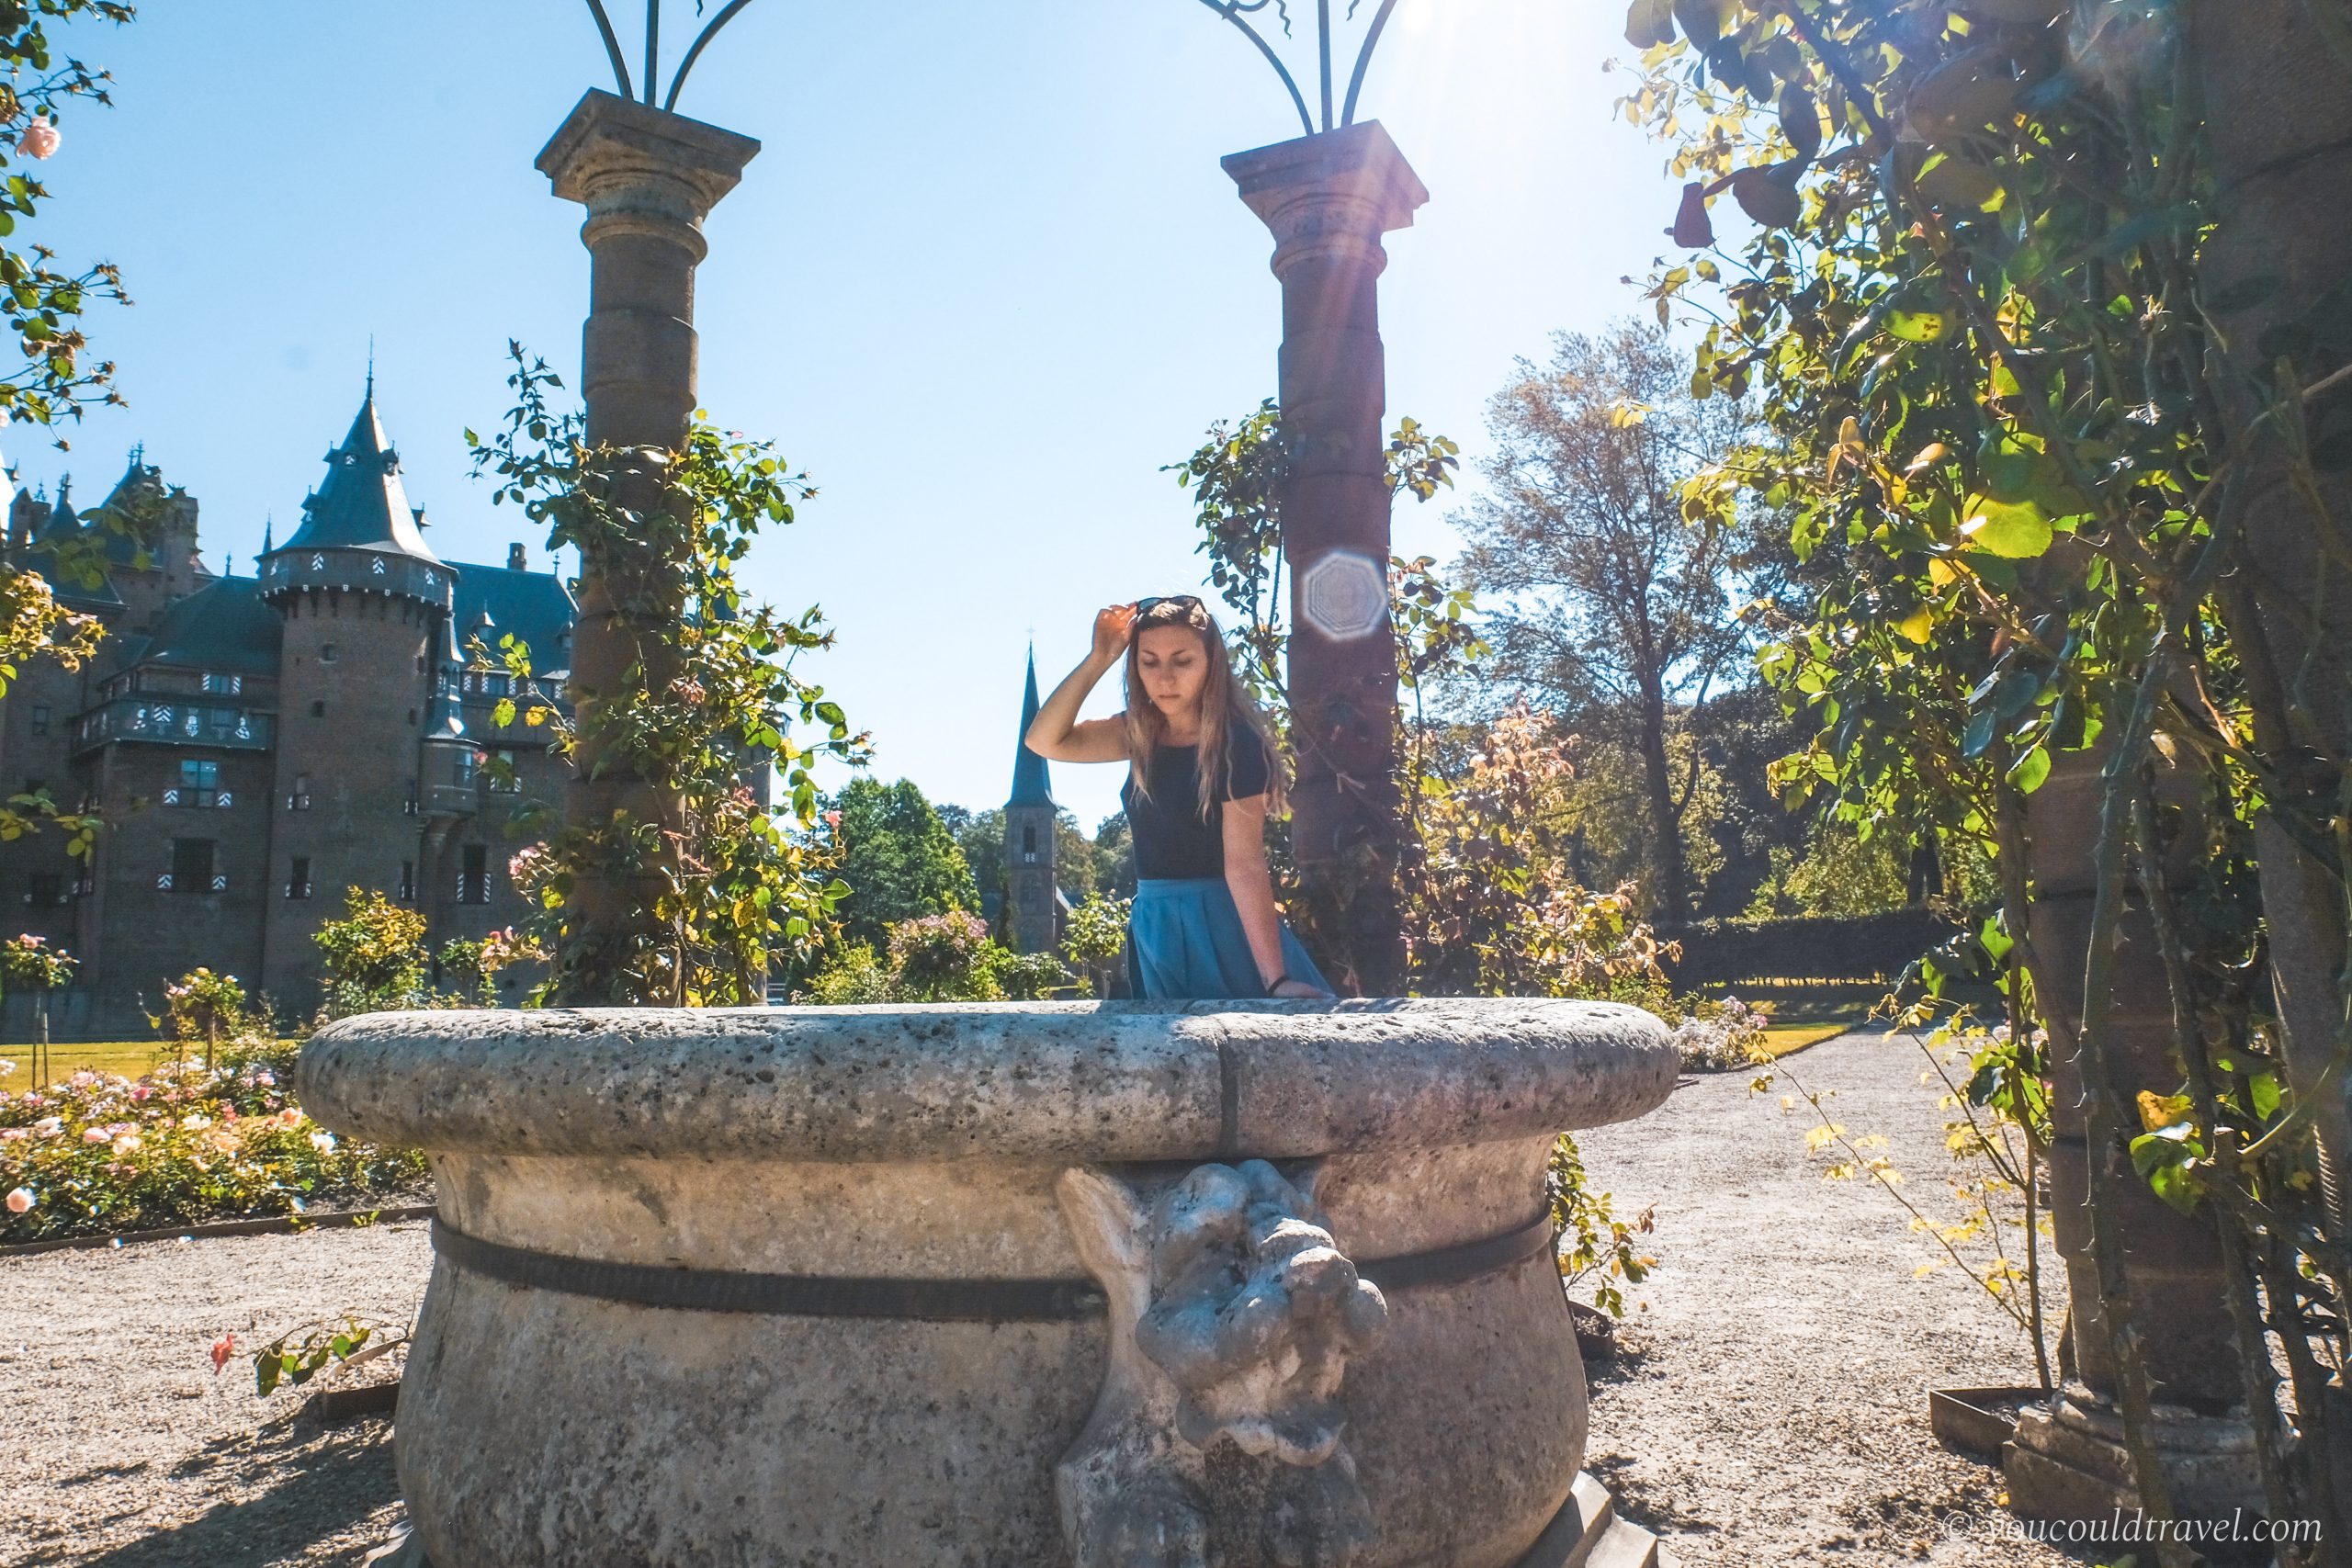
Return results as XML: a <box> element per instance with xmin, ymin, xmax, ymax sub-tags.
<box><xmin>994</xmin><ymin>949</ymin><xmax>1075</xmax><ymax>1002</ymax></box>
<box><xmin>886</xmin><ymin>912</ymin><xmax>1001</xmax><ymax>1002</ymax></box>
<box><xmin>799</xmin><ymin>943</ymin><xmax>891</xmax><ymax>1005</ymax></box>
<box><xmin>797</xmin><ymin>918</ymin><xmax>1079</xmax><ymax>1005</ymax></box>
<box><xmin>313</xmin><ymin>888</ymin><xmax>430</xmax><ymax>1019</ymax></box>
<box><xmin>1061</xmin><ymin>893</ymin><xmax>1131</xmax><ymax>998</ymax></box>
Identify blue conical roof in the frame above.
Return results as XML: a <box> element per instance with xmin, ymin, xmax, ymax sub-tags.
<box><xmin>1009</xmin><ymin>648</ymin><xmax>1055</xmax><ymax>809</ymax></box>
<box><xmin>278</xmin><ymin>381</ymin><xmax>442</xmax><ymax>564</ymax></box>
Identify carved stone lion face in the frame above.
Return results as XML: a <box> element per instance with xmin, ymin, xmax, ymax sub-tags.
<box><xmin>1135</xmin><ymin>1159</ymin><xmax>1390</xmax><ymax>1465</ymax></box>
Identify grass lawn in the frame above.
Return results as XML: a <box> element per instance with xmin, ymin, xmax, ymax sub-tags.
<box><xmin>11</xmin><ymin>1040</ymin><xmax>266</xmax><ymax>1081</ymax></box>
<box><xmin>1756</xmin><ymin>1021</ymin><xmax>1851</xmax><ymax>1059</ymax></box>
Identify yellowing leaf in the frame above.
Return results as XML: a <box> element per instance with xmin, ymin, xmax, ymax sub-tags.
<box><xmin>1887</xmin><ymin>308</ymin><xmax>1959</xmax><ymax>344</ymax></box>
<box><xmin>1894</xmin><ymin>607</ymin><xmax>1935</xmax><ymax>644</ymax></box>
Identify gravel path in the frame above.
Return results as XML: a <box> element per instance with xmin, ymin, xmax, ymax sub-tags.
<box><xmin>3</xmin><ymin>1224</ymin><xmax>426</xmax><ymax>1567</ymax></box>
<box><xmin>2</xmin><ymin>1029</ymin><xmax>2083</xmax><ymax>1566</ymax></box>
<box><xmin>1576</xmin><ymin>1027</ymin><xmax>2081</xmax><ymax>1566</ymax></box>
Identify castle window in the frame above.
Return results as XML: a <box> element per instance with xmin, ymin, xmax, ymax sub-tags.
<box><xmin>27</xmin><ymin>873</ymin><xmax>61</xmax><ymax>908</ymax></box>
<box><xmin>21</xmin><ymin>777</ymin><xmax>41</xmax><ymax>798</ymax></box>
<box><xmin>407</xmin><ymin>708</ymin><xmax>417</xmax><ymax>727</ymax></box>
<box><xmin>1022</xmin><ymin>824</ymin><xmax>1039</xmax><ymax>863</ymax></box>
<box><xmin>311</xmin><ymin>701</ymin><xmax>325</xmax><ymax>718</ymax></box>
<box><xmin>458</xmin><ymin>844</ymin><xmax>489</xmax><ymax>905</ymax></box>
<box><xmin>168</xmin><ymin>838</ymin><xmax>214</xmax><ymax>896</ymax></box>
<box><xmin>398</xmin><ymin>860</ymin><xmax>415</xmax><ymax>903</ymax></box>
<box><xmin>319</xmin><ymin>644</ymin><xmax>337</xmax><ymax>663</ymax></box>
<box><xmin>28</xmin><ymin>704</ymin><xmax>47</xmax><ymax>735</ymax></box>
<box><xmin>200</xmin><ymin>673</ymin><xmax>241</xmax><ymax>695</ymax></box>
<box><xmin>173</xmin><ymin>759</ymin><xmax>219</xmax><ymax>808</ymax></box>
<box><xmin>415</xmin><ymin>655</ymin><xmax>425</xmax><ymax>674</ymax></box>
<box><xmin>489</xmin><ymin>749</ymin><xmax>520</xmax><ymax>792</ymax></box>
<box><xmin>287</xmin><ymin>773</ymin><xmax>311</xmax><ymax>811</ymax></box>
<box><xmin>285</xmin><ymin>856</ymin><xmax>311</xmax><ymax>900</ymax></box>
<box><xmin>454</xmin><ymin>750</ymin><xmax>479</xmax><ymax>788</ymax></box>
<box><xmin>404</xmin><ymin>781</ymin><xmax>418</xmax><ymax>816</ymax></box>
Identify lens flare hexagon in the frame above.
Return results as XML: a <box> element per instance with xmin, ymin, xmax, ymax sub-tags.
<box><xmin>1299</xmin><ymin>549</ymin><xmax>1388</xmax><ymax>640</ymax></box>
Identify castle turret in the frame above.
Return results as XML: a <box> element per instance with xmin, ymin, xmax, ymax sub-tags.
<box><xmin>6</xmin><ymin>479</ymin><xmax>47</xmax><ymax>562</ymax></box>
<box><xmin>1005</xmin><ymin>649</ymin><xmax>1059</xmax><ymax>954</ymax></box>
<box><xmin>257</xmin><ymin>377</ymin><xmax>455</xmax><ymax>1007</ymax></box>
<box><xmin>91</xmin><ymin>447</ymin><xmax>205</xmax><ymax>627</ymax></box>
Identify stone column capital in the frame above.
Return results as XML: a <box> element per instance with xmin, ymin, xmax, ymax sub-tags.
<box><xmin>1221</xmin><ymin>119</ymin><xmax>1428</xmax><ymax>276</ymax></box>
<box><xmin>536</xmin><ymin>89</ymin><xmax>761</xmax><ymax>256</ymax></box>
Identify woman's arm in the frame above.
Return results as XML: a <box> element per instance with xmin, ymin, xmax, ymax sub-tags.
<box><xmin>1025</xmin><ymin>604</ymin><xmax>1136</xmax><ymax>763</ymax></box>
<box><xmin>1222</xmin><ymin>794</ymin><xmax>1329</xmax><ymax>998</ymax></box>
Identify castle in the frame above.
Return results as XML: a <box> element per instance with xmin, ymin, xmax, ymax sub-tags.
<box><xmin>0</xmin><ymin>379</ymin><xmax>573</xmax><ymax>1034</ymax></box>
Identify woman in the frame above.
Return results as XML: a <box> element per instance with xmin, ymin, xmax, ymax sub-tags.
<box><xmin>1025</xmin><ymin>595</ymin><xmax>1332</xmax><ymax>1000</ymax></box>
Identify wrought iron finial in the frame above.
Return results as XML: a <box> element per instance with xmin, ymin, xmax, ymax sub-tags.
<box><xmin>1193</xmin><ymin>0</ymin><xmax>1405</xmax><ymax>138</ymax></box>
<box><xmin>580</xmin><ymin>0</ymin><xmax>762</xmax><ymax>114</ymax></box>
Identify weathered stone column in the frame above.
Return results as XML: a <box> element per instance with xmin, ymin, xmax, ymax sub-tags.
<box><xmin>2007</xmin><ymin>746</ymin><xmax>2258</xmax><ymax>1521</ymax></box>
<box><xmin>1224</xmin><ymin>121</ymin><xmax>1427</xmax><ymax>998</ymax></box>
<box><xmin>536</xmin><ymin>91</ymin><xmax>757</xmax><ymax>998</ymax></box>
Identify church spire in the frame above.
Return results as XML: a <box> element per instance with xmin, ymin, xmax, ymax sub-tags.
<box><xmin>1009</xmin><ymin>644</ymin><xmax>1054</xmax><ymax>809</ymax></box>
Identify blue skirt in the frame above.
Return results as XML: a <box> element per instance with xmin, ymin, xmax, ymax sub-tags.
<box><xmin>1126</xmin><ymin>877</ymin><xmax>1331</xmax><ymax>1000</ymax></box>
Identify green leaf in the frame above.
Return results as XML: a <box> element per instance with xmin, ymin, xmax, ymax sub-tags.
<box><xmin>2005</xmin><ymin>743</ymin><xmax>2052</xmax><ymax>794</ymax></box>
<box><xmin>1979</xmin><ymin>914</ymin><xmax>2014</xmax><ymax>963</ymax></box>
<box><xmin>1960</xmin><ymin>499</ymin><xmax>2054</xmax><ymax>558</ymax></box>
<box><xmin>2251</xmin><ymin>1072</ymin><xmax>2283</xmax><ymax>1122</ymax></box>
<box><xmin>1962</xmin><ymin>708</ymin><xmax>1997</xmax><ymax>759</ymax></box>
<box><xmin>1624</xmin><ymin>0</ymin><xmax>1676</xmax><ymax>49</ymax></box>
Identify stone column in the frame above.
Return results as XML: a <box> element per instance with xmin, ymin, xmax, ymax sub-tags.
<box><xmin>1223</xmin><ymin>120</ymin><xmax>1427</xmax><ymax>997</ymax></box>
<box><xmin>2007</xmin><ymin>745</ymin><xmax>2258</xmax><ymax>1522</ymax></box>
<box><xmin>536</xmin><ymin>90</ymin><xmax>758</xmax><ymax>1000</ymax></box>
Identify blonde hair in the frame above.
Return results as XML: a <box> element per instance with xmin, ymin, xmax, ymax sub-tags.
<box><xmin>1121</xmin><ymin>597</ymin><xmax>1285</xmax><ymax>821</ymax></box>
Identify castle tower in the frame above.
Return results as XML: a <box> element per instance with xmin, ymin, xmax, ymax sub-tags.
<box><xmin>1005</xmin><ymin>649</ymin><xmax>1059</xmax><ymax>954</ymax></box>
<box><xmin>256</xmin><ymin>378</ymin><xmax>453</xmax><ymax>1009</ymax></box>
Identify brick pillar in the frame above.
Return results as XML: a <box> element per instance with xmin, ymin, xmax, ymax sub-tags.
<box><xmin>1223</xmin><ymin>120</ymin><xmax>1426</xmax><ymax>997</ymax></box>
<box><xmin>2007</xmin><ymin>744</ymin><xmax>2257</xmax><ymax>1521</ymax></box>
<box><xmin>536</xmin><ymin>90</ymin><xmax>758</xmax><ymax>1001</ymax></box>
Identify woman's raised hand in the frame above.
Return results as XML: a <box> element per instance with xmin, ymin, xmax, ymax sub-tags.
<box><xmin>1090</xmin><ymin>603</ymin><xmax>1138</xmax><ymax>667</ymax></box>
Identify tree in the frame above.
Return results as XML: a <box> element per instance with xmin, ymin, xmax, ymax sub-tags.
<box><xmin>1453</xmin><ymin>321</ymin><xmax>1754</xmax><ymax>920</ymax></box>
<box><xmin>1091</xmin><ymin>812</ymin><xmax>1135</xmax><ymax>901</ymax></box>
<box><xmin>824</xmin><ymin>778</ymin><xmax>978</xmax><ymax>952</ymax></box>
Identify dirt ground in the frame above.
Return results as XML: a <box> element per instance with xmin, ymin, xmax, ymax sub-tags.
<box><xmin>1</xmin><ymin>1028</ymin><xmax>2088</xmax><ymax>1567</ymax></box>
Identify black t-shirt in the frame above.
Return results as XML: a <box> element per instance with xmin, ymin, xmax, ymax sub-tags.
<box><xmin>1122</xmin><ymin>728</ymin><xmax>1273</xmax><ymax>881</ymax></box>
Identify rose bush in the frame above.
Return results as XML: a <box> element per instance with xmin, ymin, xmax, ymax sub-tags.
<box><xmin>0</xmin><ymin>1054</ymin><xmax>424</xmax><ymax>1244</ymax></box>
<box><xmin>1668</xmin><ymin>994</ymin><xmax>1774</xmax><ymax>1074</ymax></box>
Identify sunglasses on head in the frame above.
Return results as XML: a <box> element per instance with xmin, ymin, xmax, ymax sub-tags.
<box><xmin>1135</xmin><ymin>594</ymin><xmax>1204</xmax><ymax>615</ymax></box>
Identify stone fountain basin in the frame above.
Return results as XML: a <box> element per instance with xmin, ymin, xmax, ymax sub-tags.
<box><xmin>300</xmin><ymin>998</ymin><xmax>1677</xmax><ymax>1568</ymax></box>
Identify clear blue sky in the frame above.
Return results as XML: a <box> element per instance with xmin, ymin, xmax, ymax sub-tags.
<box><xmin>13</xmin><ymin>0</ymin><xmax>1679</xmax><ymax>831</ymax></box>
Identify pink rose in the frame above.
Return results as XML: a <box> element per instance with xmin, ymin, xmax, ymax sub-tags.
<box><xmin>5</xmin><ymin>1187</ymin><xmax>31</xmax><ymax>1214</ymax></box>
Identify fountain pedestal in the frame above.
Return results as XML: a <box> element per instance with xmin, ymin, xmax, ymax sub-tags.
<box><xmin>302</xmin><ymin>998</ymin><xmax>1677</xmax><ymax>1567</ymax></box>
